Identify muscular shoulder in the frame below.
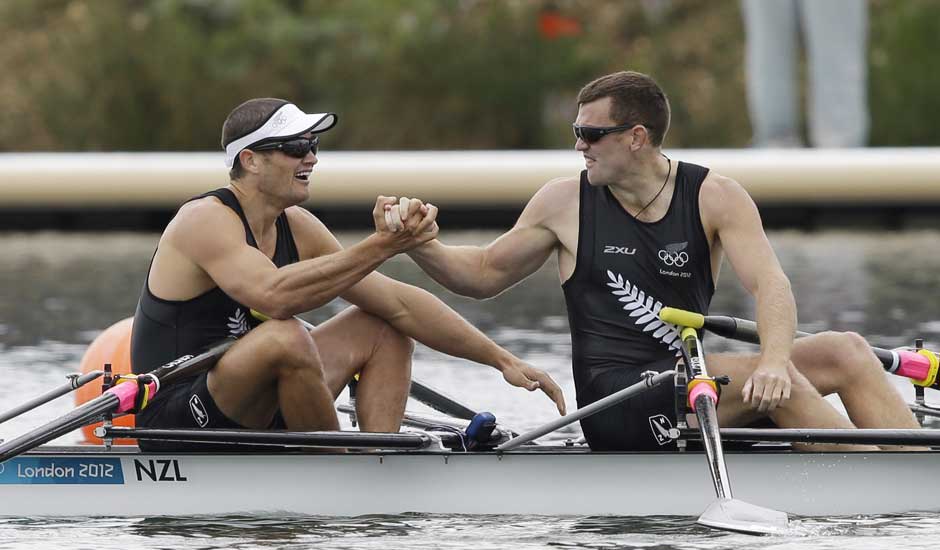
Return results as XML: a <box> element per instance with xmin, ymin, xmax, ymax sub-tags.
<box><xmin>699</xmin><ymin>171</ymin><xmax>757</xmax><ymax>229</ymax></box>
<box><xmin>163</xmin><ymin>196</ymin><xmax>242</xmax><ymax>245</ymax></box>
<box><xmin>150</xmin><ymin>195</ymin><xmax>250</xmax><ymax>276</ymax></box>
<box><xmin>521</xmin><ymin>175</ymin><xmax>580</xmax><ymax>224</ymax></box>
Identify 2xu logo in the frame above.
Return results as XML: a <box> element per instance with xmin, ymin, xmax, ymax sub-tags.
<box><xmin>134</xmin><ymin>459</ymin><xmax>188</xmax><ymax>482</ymax></box>
<box><xmin>603</xmin><ymin>246</ymin><xmax>636</xmax><ymax>255</ymax></box>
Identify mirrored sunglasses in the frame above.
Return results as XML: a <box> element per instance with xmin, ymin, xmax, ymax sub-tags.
<box><xmin>572</xmin><ymin>123</ymin><xmax>638</xmax><ymax>144</ymax></box>
<box><xmin>252</xmin><ymin>136</ymin><xmax>319</xmax><ymax>158</ymax></box>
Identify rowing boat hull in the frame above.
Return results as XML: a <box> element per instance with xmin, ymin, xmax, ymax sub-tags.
<box><xmin>1</xmin><ymin>446</ymin><xmax>935</xmax><ymax>517</ymax></box>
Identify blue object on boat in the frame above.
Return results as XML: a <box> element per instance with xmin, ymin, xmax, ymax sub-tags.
<box><xmin>465</xmin><ymin>412</ymin><xmax>497</xmax><ymax>450</ymax></box>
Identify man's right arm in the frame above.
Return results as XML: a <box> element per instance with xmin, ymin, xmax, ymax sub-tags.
<box><xmin>407</xmin><ymin>177</ymin><xmax>573</xmax><ymax>299</ymax></box>
<box><xmin>164</xmin><ymin>196</ymin><xmax>436</xmax><ymax>319</ymax></box>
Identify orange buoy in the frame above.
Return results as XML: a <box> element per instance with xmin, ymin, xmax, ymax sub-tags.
<box><xmin>76</xmin><ymin>317</ymin><xmax>137</xmax><ymax>445</ymax></box>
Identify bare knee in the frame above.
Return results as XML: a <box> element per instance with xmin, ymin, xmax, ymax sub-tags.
<box><xmin>262</xmin><ymin>319</ymin><xmax>325</xmax><ymax>378</ymax></box>
<box><xmin>818</xmin><ymin>330</ymin><xmax>878</xmax><ymax>377</ymax></box>
<box><xmin>839</xmin><ymin>331</ymin><xmax>873</xmax><ymax>358</ymax></box>
<box><xmin>342</xmin><ymin>307</ymin><xmax>414</xmax><ymax>359</ymax></box>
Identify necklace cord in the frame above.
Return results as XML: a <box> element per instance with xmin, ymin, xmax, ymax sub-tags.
<box><xmin>633</xmin><ymin>154</ymin><xmax>671</xmax><ymax>220</ymax></box>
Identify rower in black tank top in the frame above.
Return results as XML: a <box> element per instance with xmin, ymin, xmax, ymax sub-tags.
<box><xmin>130</xmin><ymin>188</ymin><xmax>299</xmax><ymax>446</ymax></box>
<box><xmin>562</xmin><ymin>161</ymin><xmax>714</xmax><ymax>451</ymax></box>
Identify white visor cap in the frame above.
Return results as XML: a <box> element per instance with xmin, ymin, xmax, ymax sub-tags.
<box><xmin>224</xmin><ymin>103</ymin><xmax>337</xmax><ymax>168</ymax></box>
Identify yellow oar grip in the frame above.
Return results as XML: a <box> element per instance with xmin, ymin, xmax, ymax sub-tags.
<box><xmin>659</xmin><ymin>307</ymin><xmax>705</xmax><ymax>329</ymax></box>
<box><xmin>250</xmin><ymin>309</ymin><xmax>272</xmax><ymax>322</ymax></box>
<box><xmin>680</xmin><ymin>326</ymin><xmax>698</xmax><ymax>340</ymax></box>
<box><xmin>251</xmin><ymin>309</ymin><xmax>316</xmax><ymax>331</ymax></box>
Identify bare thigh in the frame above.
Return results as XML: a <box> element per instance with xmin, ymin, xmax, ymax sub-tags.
<box><xmin>208</xmin><ymin>318</ymin><xmax>317</xmax><ymax>427</ymax></box>
<box><xmin>705</xmin><ymin>353</ymin><xmax>822</xmax><ymax>427</ymax></box>
<box><xmin>705</xmin><ymin>353</ymin><xmax>766</xmax><ymax>427</ymax></box>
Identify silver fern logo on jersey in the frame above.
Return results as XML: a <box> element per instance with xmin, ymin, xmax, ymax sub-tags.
<box><xmin>658</xmin><ymin>241</ymin><xmax>689</xmax><ymax>267</ymax></box>
<box><xmin>227</xmin><ymin>308</ymin><xmax>250</xmax><ymax>337</ymax></box>
<box><xmin>606</xmin><ymin>270</ymin><xmax>681</xmax><ymax>350</ymax></box>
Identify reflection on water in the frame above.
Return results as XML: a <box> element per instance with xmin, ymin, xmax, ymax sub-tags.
<box><xmin>3</xmin><ymin>231</ymin><xmax>940</xmax><ymax>549</ymax></box>
<box><xmin>130</xmin><ymin>514</ymin><xmax>420</xmax><ymax>541</ymax></box>
<box><xmin>4</xmin><ymin>513</ymin><xmax>940</xmax><ymax>550</ymax></box>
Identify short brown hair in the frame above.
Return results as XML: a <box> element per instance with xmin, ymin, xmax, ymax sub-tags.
<box><xmin>221</xmin><ymin>98</ymin><xmax>289</xmax><ymax>179</ymax></box>
<box><xmin>577</xmin><ymin>71</ymin><xmax>670</xmax><ymax>146</ymax></box>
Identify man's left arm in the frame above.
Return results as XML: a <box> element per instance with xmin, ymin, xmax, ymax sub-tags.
<box><xmin>701</xmin><ymin>175</ymin><xmax>796</xmax><ymax>413</ymax></box>
<box><xmin>342</xmin><ymin>271</ymin><xmax>567</xmax><ymax>415</ymax></box>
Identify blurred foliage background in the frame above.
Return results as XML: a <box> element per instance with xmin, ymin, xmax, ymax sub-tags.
<box><xmin>0</xmin><ymin>0</ymin><xmax>937</xmax><ymax>152</ymax></box>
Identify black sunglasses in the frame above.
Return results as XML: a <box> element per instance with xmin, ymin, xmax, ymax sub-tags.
<box><xmin>572</xmin><ymin>123</ymin><xmax>641</xmax><ymax>144</ymax></box>
<box><xmin>251</xmin><ymin>136</ymin><xmax>319</xmax><ymax>158</ymax></box>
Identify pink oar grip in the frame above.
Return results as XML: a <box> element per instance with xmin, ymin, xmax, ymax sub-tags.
<box><xmin>689</xmin><ymin>383</ymin><xmax>718</xmax><ymax>412</ymax></box>
<box><xmin>108</xmin><ymin>381</ymin><xmax>159</xmax><ymax>414</ymax></box>
<box><xmin>895</xmin><ymin>350</ymin><xmax>932</xmax><ymax>383</ymax></box>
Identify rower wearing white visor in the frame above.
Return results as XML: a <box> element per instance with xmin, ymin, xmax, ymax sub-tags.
<box><xmin>130</xmin><ymin>98</ymin><xmax>566</xmax><ymax>451</ymax></box>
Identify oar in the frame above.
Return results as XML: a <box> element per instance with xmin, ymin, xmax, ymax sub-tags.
<box><xmin>0</xmin><ymin>338</ymin><xmax>236</xmax><ymax>464</ymax></box>
<box><xmin>495</xmin><ymin>370</ymin><xmax>675</xmax><ymax>451</ymax></box>
<box><xmin>663</xmin><ymin>310</ymin><xmax>789</xmax><ymax>535</ymax></box>
<box><xmin>250</xmin><ymin>310</ymin><xmax>483</xmax><ymax>421</ymax></box>
<box><xmin>0</xmin><ymin>370</ymin><xmax>103</xmax><ymax>425</ymax></box>
<box><xmin>659</xmin><ymin>307</ymin><xmax>940</xmax><ymax>389</ymax></box>
<box><xmin>100</xmin><ymin>426</ymin><xmax>448</xmax><ymax>450</ymax></box>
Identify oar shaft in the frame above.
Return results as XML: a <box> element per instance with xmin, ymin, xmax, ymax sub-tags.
<box><xmin>695</xmin><ymin>395</ymin><xmax>732</xmax><ymax>499</ymax></box>
<box><xmin>697</xmin><ymin>313</ymin><xmax>938</xmax><ymax>388</ymax></box>
<box><xmin>0</xmin><ymin>394</ymin><xmax>119</xmax><ymax>462</ymax></box>
<box><xmin>410</xmin><ymin>377</ymin><xmax>478</xmax><ymax>421</ymax></box>
<box><xmin>0</xmin><ymin>371</ymin><xmax>103</xmax><ymax>425</ymax></box>
<box><xmin>148</xmin><ymin>339</ymin><xmax>237</xmax><ymax>387</ymax></box>
<box><xmin>496</xmin><ymin>370</ymin><xmax>675</xmax><ymax>451</ymax></box>
<box><xmin>0</xmin><ymin>337</ymin><xmax>236</xmax><ymax>464</ymax></box>
<box><xmin>909</xmin><ymin>404</ymin><xmax>940</xmax><ymax>419</ymax></box>
<box><xmin>103</xmin><ymin>427</ymin><xmax>440</xmax><ymax>450</ymax></box>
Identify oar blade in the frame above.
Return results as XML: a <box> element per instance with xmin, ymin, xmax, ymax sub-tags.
<box><xmin>697</xmin><ymin>498</ymin><xmax>789</xmax><ymax>535</ymax></box>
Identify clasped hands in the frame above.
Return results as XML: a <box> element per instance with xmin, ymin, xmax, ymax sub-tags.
<box><xmin>372</xmin><ymin>196</ymin><xmax>439</xmax><ymax>252</ymax></box>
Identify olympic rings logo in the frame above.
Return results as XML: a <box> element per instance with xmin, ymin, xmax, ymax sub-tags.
<box><xmin>658</xmin><ymin>249</ymin><xmax>689</xmax><ymax>267</ymax></box>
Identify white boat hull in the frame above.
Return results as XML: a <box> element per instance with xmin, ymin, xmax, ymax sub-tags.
<box><xmin>1</xmin><ymin>446</ymin><xmax>937</xmax><ymax>517</ymax></box>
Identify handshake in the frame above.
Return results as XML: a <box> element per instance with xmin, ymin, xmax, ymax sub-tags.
<box><xmin>372</xmin><ymin>196</ymin><xmax>439</xmax><ymax>251</ymax></box>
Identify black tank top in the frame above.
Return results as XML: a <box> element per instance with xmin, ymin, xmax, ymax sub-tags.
<box><xmin>562</xmin><ymin>161</ymin><xmax>714</xmax><ymax>405</ymax></box>
<box><xmin>131</xmin><ymin>188</ymin><xmax>300</xmax><ymax>374</ymax></box>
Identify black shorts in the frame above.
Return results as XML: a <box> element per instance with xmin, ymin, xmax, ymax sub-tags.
<box><xmin>135</xmin><ymin>371</ymin><xmax>285</xmax><ymax>451</ymax></box>
<box><xmin>579</xmin><ymin>357</ymin><xmax>682</xmax><ymax>452</ymax></box>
